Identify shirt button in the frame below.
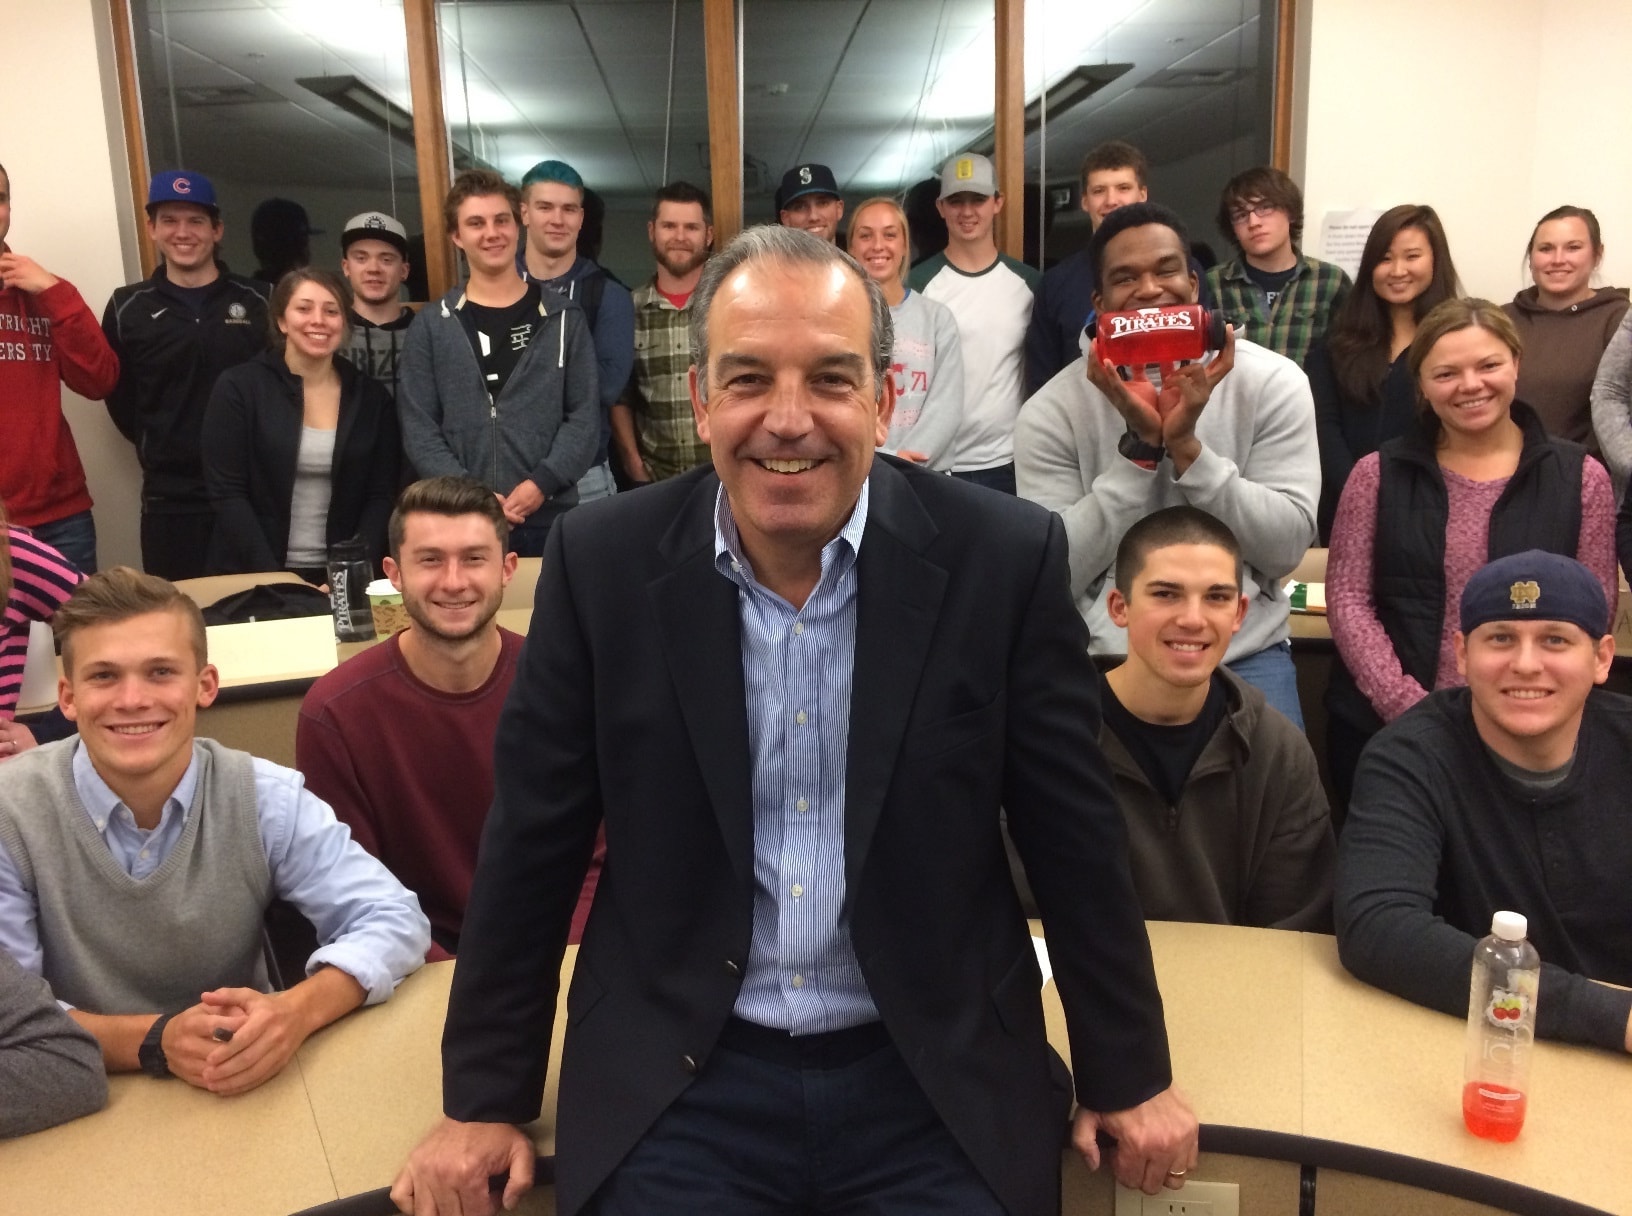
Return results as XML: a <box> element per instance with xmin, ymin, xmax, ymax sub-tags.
<box><xmin>139</xmin><ymin>849</ymin><xmax>150</xmax><ymax>859</ymax></box>
<box><xmin>681</xmin><ymin>1054</ymin><xmax>698</xmax><ymax>1073</ymax></box>
<box><xmin>731</xmin><ymin>560</ymin><xmax>741</xmax><ymax>573</ymax></box>
<box><xmin>792</xmin><ymin>622</ymin><xmax>804</xmax><ymax>636</ymax></box>
<box><xmin>794</xmin><ymin>709</ymin><xmax>807</xmax><ymax>725</ymax></box>
<box><xmin>791</xmin><ymin>974</ymin><xmax>805</xmax><ymax>989</ymax></box>
<box><xmin>725</xmin><ymin>959</ymin><xmax>741</xmax><ymax>976</ymax></box>
<box><xmin>791</xmin><ymin>883</ymin><xmax>804</xmax><ymax>898</ymax></box>
<box><xmin>795</xmin><ymin>797</ymin><xmax>809</xmax><ymax>813</ymax></box>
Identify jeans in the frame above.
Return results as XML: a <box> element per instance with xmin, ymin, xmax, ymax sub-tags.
<box><xmin>950</xmin><ymin>463</ymin><xmax>1017</xmax><ymax>495</ymax></box>
<box><xmin>1226</xmin><ymin>639</ymin><xmax>1304</xmax><ymax>729</ymax></box>
<box><xmin>29</xmin><ymin>510</ymin><xmax>98</xmax><ymax>573</ymax></box>
<box><xmin>508</xmin><ymin>501</ymin><xmax>572</xmax><ymax>557</ymax></box>
<box><xmin>576</xmin><ymin>461</ymin><xmax>618</xmax><ymax>503</ymax></box>
<box><xmin>586</xmin><ymin>1023</ymin><xmax>1005</xmax><ymax>1215</ymax></box>
<box><xmin>140</xmin><ymin>506</ymin><xmax>215</xmax><ymax>581</ymax></box>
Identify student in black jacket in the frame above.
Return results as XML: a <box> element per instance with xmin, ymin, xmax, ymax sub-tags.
<box><xmin>103</xmin><ymin>172</ymin><xmax>270</xmax><ymax>579</ymax></box>
<box><xmin>202</xmin><ymin>268</ymin><xmax>398</xmax><ymax>579</ymax></box>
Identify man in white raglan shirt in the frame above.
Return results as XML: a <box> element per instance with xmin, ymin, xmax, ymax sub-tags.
<box><xmin>907</xmin><ymin>153</ymin><xmax>1039</xmax><ymax>495</ymax></box>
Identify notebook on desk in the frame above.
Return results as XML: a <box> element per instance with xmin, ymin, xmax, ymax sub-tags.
<box><xmin>206</xmin><ymin>614</ymin><xmax>340</xmax><ymax>688</ymax></box>
<box><xmin>17</xmin><ymin>620</ymin><xmax>59</xmax><ymax>714</ymax></box>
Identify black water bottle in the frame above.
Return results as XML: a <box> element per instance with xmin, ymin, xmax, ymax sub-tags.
<box><xmin>325</xmin><ymin>537</ymin><xmax>376</xmax><ymax>643</ymax></box>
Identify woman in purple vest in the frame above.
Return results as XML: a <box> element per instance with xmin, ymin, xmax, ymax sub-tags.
<box><xmin>1324</xmin><ymin>298</ymin><xmax>1617</xmax><ymax>806</ymax></box>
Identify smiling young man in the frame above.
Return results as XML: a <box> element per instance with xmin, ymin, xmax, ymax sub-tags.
<box><xmin>1102</xmin><ymin>507</ymin><xmax>1334</xmax><ymax>930</ymax></box>
<box><xmin>907</xmin><ymin>152</ymin><xmax>1040</xmax><ymax>494</ymax></box>
<box><xmin>298</xmin><ymin>477</ymin><xmax>600</xmax><ymax>954</ymax></box>
<box><xmin>775</xmin><ymin>163</ymin><xmax>845</xmax><ymax>245</ymax></box>
<box><xmin>1336</xmin><ymin>550</ymin><xmax>1632</xmax><ymax>1055</ymax></box>
<box><xmin>1016</xmin><ymin>201</ymin><xmax>1318</xmax><ymax>727</ymax></box>
<box><xmin>612</xmin><ymin>182</ymin><xmax>716</xmax><ymax>486</ymax></box>
<box><xmin>0</xmin><ymin>568</ymin><xmax>428</xmax><ymax>1095</ymax></box>
<box><xmin>518</xmin><ymin>160</ymin><xmax>634</xmax><ymax>503</ymax></box>
<box><xmin>392</xmin><ymin>225</ymin><xmax>1196</xmax><ymax>1216</ymax></box>
<box><xmin>1026</xmin><ymin>141</ymin><xmax>1217</xmax><ymax>396</ymax></box>
<box><xmin>398</xmin><ymin>170</ymin><xmax>598</xmax><ymax>556</ymax></box>
<box><xmin>103</xmin><ymin>172</ymin><xmax>269</xmax><ymax>579</ymax></box>
<box><xmin>339</xmin><ymin>210</ymin><xmax>414</xmax><ymax>401</ymax></box>
<box><xmin>1203</xmin><ymin>167</ymin><xmax>1350</xmax><ymax>369</ymax></box>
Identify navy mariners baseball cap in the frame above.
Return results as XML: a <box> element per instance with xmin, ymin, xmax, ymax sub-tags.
<box><xmin>146</xmin><ymin>171</ymin><xmax>219</xmax><ymax>215</ymax></box>
<box><xmin>776</xmin><ymin>164</ymin><xmax>840</xmax><ymax>213</ymax></box>
<box><xmin>1460</xmin><ymin>550</ymin><xmax>1610</xmax><ymax>639</ymax></box>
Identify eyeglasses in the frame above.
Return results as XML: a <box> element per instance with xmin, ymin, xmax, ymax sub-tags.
<box><xmin>1227</xmin><ymin>202</ymin><xmax>1282</xmax><ymax>225</ymax></box>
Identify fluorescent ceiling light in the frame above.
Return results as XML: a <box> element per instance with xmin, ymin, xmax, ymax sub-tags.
<box><xmin>297</xmin><ymin>74</ymin><xmax>494</xmax><ymax>171</ymax></box>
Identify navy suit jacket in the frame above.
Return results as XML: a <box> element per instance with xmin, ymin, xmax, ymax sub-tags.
<box><xmin>442</xmin><ymin>456</ymin><xmax>1172</xmax><ymax>1216</ymax></box>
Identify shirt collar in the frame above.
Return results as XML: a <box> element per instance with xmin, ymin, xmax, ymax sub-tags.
<box><xmin>71</xmin><ymin>738</ymin><xmax>201</xmax><ymax>832</ymax></box>
<box><xmin>1224</xmin><ymin>251</ymin><xmax>1310</xmax><ymax>284</ymax></box>
<box><xmin>713</xmin><ymin>475</ymin><xmax>871</xmax><ymax>592</ymax></box>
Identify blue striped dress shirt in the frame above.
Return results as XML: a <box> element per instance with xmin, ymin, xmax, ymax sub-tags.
<box><xmin>714</xmin><ymin>479</ymin><xmax>880</xmax><ymax>1033</ymax></box>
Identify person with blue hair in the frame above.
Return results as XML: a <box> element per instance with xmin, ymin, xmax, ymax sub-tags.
<box><xmin>517</xmin><ymin>159</ymin><xmax>634</xmax><ymax>503</ymax></box>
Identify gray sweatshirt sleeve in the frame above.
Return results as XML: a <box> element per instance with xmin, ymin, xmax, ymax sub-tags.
<box><xmin>397</xmin><ymin>308</ymin><xmax>474</xmax><ymax>480</ymax></box>
<box><xmin>892</xmin><ymin>296</ymin><xmax>965</xmax><ymax>472</ymax></box>
<box><xmin>530</xmin><ymin>310</ymin><xmax>601</xmax><ymax>495</ymax></box>
<box><xmin>0</xmin><ymin>950</ymin><xmax>108</xmax><ymax>1139</ymax></box>
<box><xmin>1015</xmin><ymin>370</ymin><xmax>1158</xmax><ymax>601</ymax></box>
<box><xmin>1335</xmin><ymin>729</ymin><xmax>1632</xmax><ymax>1052</ymax></box>
<box><xmin>1590</xmin><ymin>312</ymin><xmax>1632</xmax><ymax>491</ymax></box>
<box><xmin>1172</xmin><ymin>354</ymin><xmax>1319</xmax><ymax>582</ymax></box>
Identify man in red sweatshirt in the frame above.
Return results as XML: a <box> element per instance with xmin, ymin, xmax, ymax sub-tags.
<box><xmin>0</xmin><ymin>162</ymin><xmax>118</xmax><ymax>572</ymax></box>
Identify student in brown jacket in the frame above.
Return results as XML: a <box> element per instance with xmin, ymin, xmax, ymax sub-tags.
<box><xmin>1100</xmin><ymin>506</ymin><xmax>1335</xmax><ymax>930</ymax></box>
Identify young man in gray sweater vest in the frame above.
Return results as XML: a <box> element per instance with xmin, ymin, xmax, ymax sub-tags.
<box><xmin>0</xmin><ymin>569</ymin><xmax>429</xmax><ymax>1096</ymax></box>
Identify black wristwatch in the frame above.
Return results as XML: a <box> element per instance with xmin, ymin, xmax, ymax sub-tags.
<box><xmin>139</xmin><ymin>1013</ymin><xmax>175</xmax><ymax>1079</ymax></box>
<box><xmin>1117</xmin><ymin>429</ymin><xmax>1165</xmax><ymax>466</ymax></box>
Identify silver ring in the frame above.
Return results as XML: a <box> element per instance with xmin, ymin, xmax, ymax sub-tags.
<box><xmin>1167</xmin><ymin>1169</ymin><xmax>1187</xmax><ymax>1178</ymax></box>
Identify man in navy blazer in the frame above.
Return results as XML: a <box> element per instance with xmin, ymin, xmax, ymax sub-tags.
<box><xmin>393</xmin><ymin>226</ymin><xmax>1196</xmax><ymax>1216</ymax></box>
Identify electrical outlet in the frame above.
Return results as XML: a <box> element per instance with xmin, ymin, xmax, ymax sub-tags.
<box><xmin>1113</xmin><ymin>1179</ymin><xmax>1239</xmax><ymax>1216</ymax></box>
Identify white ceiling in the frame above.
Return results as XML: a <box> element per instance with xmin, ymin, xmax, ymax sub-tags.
<box><xmin>137</xmin><ymin>0</ymin><xmax>1269</xmax><ymax>203</ymax></box>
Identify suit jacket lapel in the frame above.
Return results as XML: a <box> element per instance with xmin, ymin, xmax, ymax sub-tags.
<box><xmin>648</xmin><ymin>474</ymin><xmax>756</xmax><ymax>887</ymax></box>
<box><xmin>844</xmin><ymin>461</ymin><xmax>946</xmax><ymax>899</ymax></box>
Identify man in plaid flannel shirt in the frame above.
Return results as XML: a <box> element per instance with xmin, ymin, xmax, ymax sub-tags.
<box><xmin>612</xmin><ymin>182</ymin><xmax>715</xmax><ymax>484</ymax></box>
<box><xmin>1203</xmin><ymin>166</ymin><xmax>1350</xmax><ymax>371</ymax></box>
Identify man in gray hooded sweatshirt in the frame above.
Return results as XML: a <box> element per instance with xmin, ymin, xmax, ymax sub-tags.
<box><xmin>399</xmin><ymin>169</ymin><xmax>598</xmax><ymax>556</ymax></box>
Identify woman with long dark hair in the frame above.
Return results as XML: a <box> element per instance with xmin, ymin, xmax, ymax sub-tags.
<box><xmin>202</xmin><ymin>268</ymin><xmax>399</xmax><ymax>579</ymax></box>
<box><xmin>1307</xmin><ymin>204</ymin><xmax>1460</xmax><ymax>540</ymax></box>
<box><xmin>1503</xmin><ymin>205</ymin><xmax>1627</xmax><ymax>452</ymax></box>
<box><xmin>1324</xmin><ymin>298</ymin><xmax>1616</xmax><ymax>804</ymax></box>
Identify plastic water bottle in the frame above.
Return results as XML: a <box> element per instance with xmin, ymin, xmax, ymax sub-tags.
<box><xmin>325</xmin><ymin>537</ymin><xmax>376</xmax><ymax>643</ymax></box>
<box><xmin>1462</xmin><ymin>911</ymin><xmax>1539</xmax><ymax>1141</ymax></box>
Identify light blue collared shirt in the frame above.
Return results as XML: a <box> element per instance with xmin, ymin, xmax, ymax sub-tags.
<box><xmin>716</xmin><ymin>478</ymin><xmax>879</xmax><ymax>1034</ymax></box>
<box><xmin>0</xmin><ymin>741</ymin><xmax>429</xmax><ymax>1006</ymax></box>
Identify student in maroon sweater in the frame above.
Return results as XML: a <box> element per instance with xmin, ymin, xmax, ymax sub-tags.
<box><xmin>296</xmin><ymin>477</ymin><xmax>601</xmax><ymax>954</ymax></box>
<box><xmin>0</xmin><ymin>162</ymin><xmax>119</xmax><ymax>572</ymax></box>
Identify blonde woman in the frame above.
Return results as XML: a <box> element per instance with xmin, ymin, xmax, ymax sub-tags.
<box><xmin>848</xmin><ymin>197</ymin><xmax>964</xmax><ymax>471</ymax></box>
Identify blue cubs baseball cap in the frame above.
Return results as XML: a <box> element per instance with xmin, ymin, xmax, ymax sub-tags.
<box><xmin>146</xmin><ymin>171</ymin><xmax>219</xmax><ymax>215</ymax></box>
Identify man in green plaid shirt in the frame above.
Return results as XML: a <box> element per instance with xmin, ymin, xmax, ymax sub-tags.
<box><xmin>612</xmin><ymin>182</ymin><xmax>715</xmax><ymax>483</ymax></box>
<box><xmin>1203</xmin><ymin>167</ymin><xmax>1350</xmax><ymax>370</ymax></box>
